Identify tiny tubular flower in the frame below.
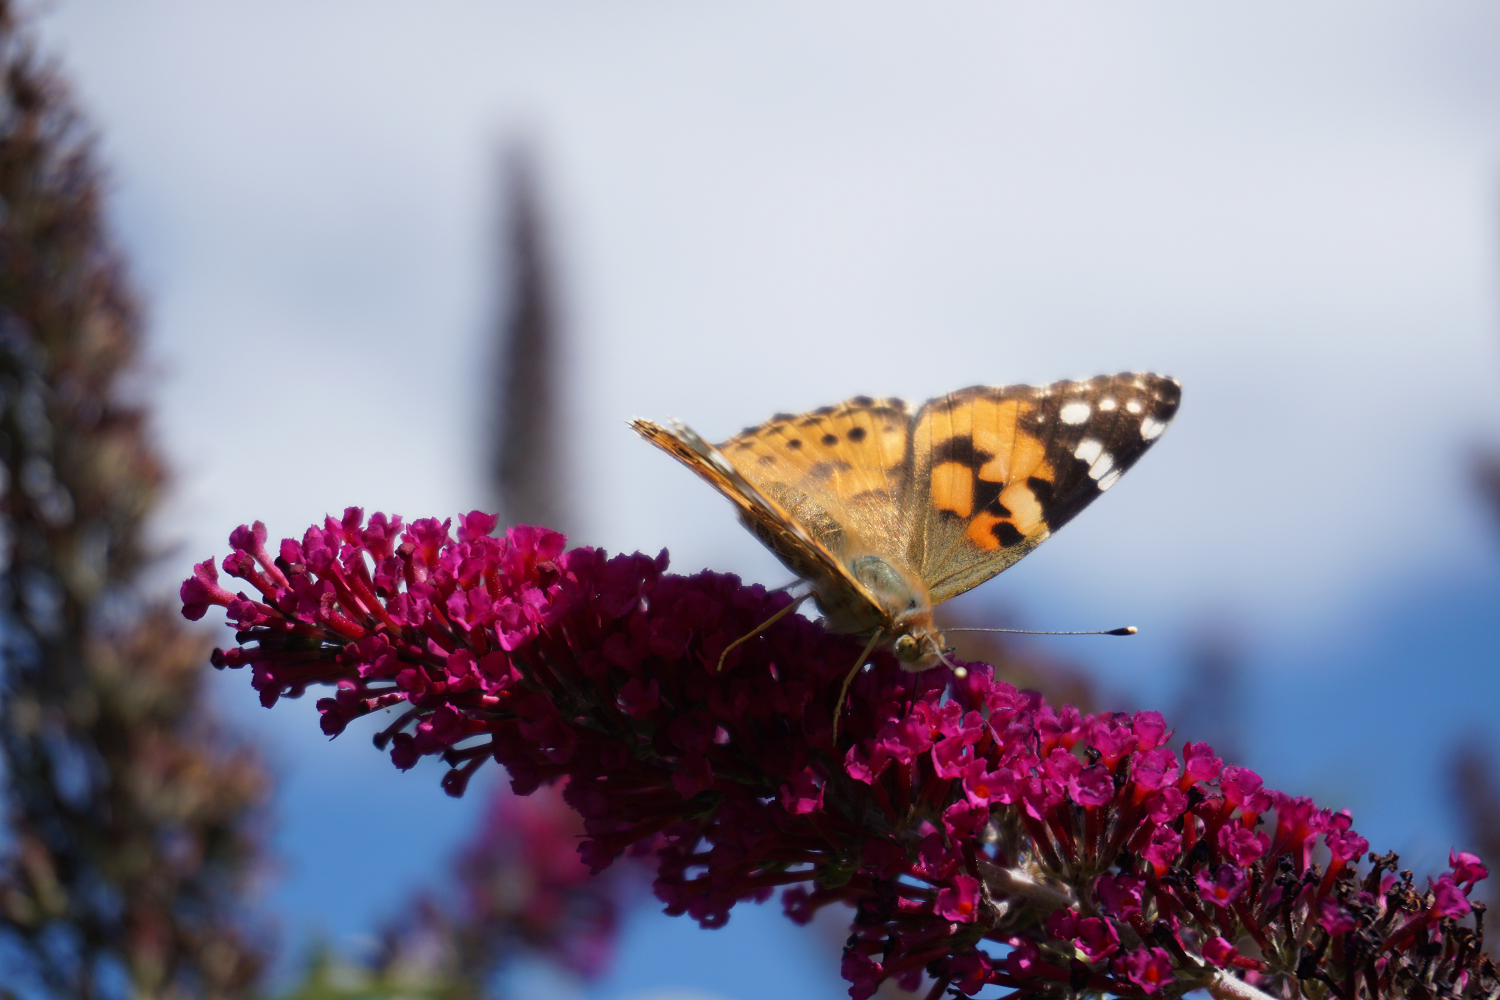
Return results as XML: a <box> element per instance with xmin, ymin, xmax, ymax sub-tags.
<box><xmin>936</xmin><ymin>874</ymin><xmax>981</xmax><ymax>923</ymax></box>
<box><xmin>1197</xmin><ymin>864</ymin><xmax>1249</xmax><ymax>908</ymax></box>
<box><xmin>1074</xmin><ymin>916</ymin><xmax>1120</xmax><ymax>963</ymax></box>
<box><xmin>1202</xmin><ymin>935</ymin><xmax>1239</xmax><ymax>968</ymax></box>
<box><xmin>1121</xmin><ymin>946</ymin><xmax>1175</xmax><ymax>994</ymax></box>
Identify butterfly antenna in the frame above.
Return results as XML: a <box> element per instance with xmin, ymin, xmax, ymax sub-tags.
<box><xmin>717</xmin><ymin>593</ymin><xmax>811</xmax><ymax>672</ymax></box>
<box><xmin>933</xmin><ymin>645</ymin><xmax>968</xmax><ymax>680</ymax></box>
<box><xmin>944</xmin><ymin>626</ymin><xmax>1138</xmax><ymax>636</ymax></box>
<box><xmin>832</xmin><ymin>632</ymin><xmax>884</xmax><ymax>744</ymax></box>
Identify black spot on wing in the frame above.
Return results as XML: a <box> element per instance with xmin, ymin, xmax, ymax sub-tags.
<box><xmin>974</xmin><ymin>477</ymin><xmax>1008</xmax><ymax>518</ymax></box>
<box><xmin>787</xmin><ymin>438</ymin><xmax>803</xmax><ymax>450</ymax></box>
<box><xmin>847</xmin><ymin>426</ymin><xmax>867</xmax><ymax>442</ymax></box>
<box><xmin>821</xmin><ymin>433</ymin><xmax>838</xmax><ymax>446</ymax></box>
<box><xmin>992</xmin><ymin>521</ymin><xmax>1025</xmax><ymax>548</ymax></box>
<box><xmin>930</xmin><ymin>435</ymin><xmax>994</xmax><ymax>470</ymax></box>
<box><xmin>851</xmin><ymin>395</ymin><xmax>874</xmax><ymax>406</ymax></box>
<box><xmin>1026</xmin><ymin>476</ymin><xmax>1054</xmax><ymax>506</ymax></box>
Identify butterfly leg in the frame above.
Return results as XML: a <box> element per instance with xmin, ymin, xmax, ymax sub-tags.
<box><xmin>716</xmin><ymin>593</ymin><xmax>811</xmax><ymax>672</ymax></box>
<box><xmin>832</xmin><ymin>631</ymin><xmax>885</xmax><ymax>743</ymax></box>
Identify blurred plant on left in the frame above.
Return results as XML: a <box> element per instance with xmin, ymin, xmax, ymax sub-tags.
<box><xmin>0</xmin><ymin>10</ymin><xmax>640</xmax><ymax>993</ymax></box>
<box><xmin>0</xmin><ymin>4</ymin><xmax>271</xmax><ymax>997</ymax></box>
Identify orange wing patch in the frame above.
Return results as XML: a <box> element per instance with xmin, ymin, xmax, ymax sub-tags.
<box><xmin>724</xmin><ymin>399</ymin><xmax>907</xmax><ymax>498</ymax></box>
<box><xmin>929</xmin><ymin>462</ymin><xmax>973</xmax><ymax>518</ymax></box>
<box><xmin>914</xmin><ymin>391</ymin><xmax>1054</xmax><ymax>559</ymax></box>
<box><xmin>717</xmin><ymin>396</ymin><xmax>914</xmax><ymax>552</ymax></box>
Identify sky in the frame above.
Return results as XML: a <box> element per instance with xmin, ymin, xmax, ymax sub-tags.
<box><xmin>25</xmin><ymin>3</ymin><xmax>1500</xmax><ymax>998</ymax></box>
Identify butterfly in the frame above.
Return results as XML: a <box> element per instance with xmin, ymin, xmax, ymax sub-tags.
<box><xmin>633</xmin><ymin>373</ymin><xmax>1180</xmax><ymax>681</ymax></box>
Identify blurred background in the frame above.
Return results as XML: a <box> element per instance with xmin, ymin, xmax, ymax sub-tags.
<box><xmin>4</xmin><ymin>2</ymin><xmax>1499</xmax><ymax>998</ymax></box>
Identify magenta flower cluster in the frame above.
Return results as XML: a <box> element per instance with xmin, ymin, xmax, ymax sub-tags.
<box><xmin>182</xmin><ymin>511</ymin><xmax>1497</xmax><ymax>1000</ymax></box>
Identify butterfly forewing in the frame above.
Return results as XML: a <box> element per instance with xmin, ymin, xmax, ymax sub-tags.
<box><xmin>717</xmin><ymin>397</ymin><xmax>916</xmax><ymax>564</ymax></box>
<box><xmin>911</xmin><ymin>373</ymin><xmax>1180</xmax><ymax>603</ymax></box>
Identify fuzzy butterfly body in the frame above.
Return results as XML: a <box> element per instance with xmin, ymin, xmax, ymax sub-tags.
<box><xmin>633</xmin><ymin>373</ymin><xmax>1180</xmax><ymax>671</ymax></box>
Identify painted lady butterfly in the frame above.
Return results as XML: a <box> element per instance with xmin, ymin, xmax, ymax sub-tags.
<box><xmin>634</xmin><ymin>373</ymin><xmax>1180</xmax><ymax>676</ymax></box>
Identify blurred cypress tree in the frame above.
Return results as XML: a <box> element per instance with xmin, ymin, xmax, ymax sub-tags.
<box><xmin>0</xmin><ymin>5</ymin><xmax>269</xmax><ymax>997</ymax></box>
<box><xmin>489</xmin><ymin>147</ymin><xmax>569</xmax><ymax>537</ymax></box>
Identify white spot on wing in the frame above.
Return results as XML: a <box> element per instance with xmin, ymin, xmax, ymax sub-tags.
<box><xmin>1126</xmin><ymin>400</ymin><xmax>1143</xmax><ymax>414</ymax></box>
<box><xmin>1098</xmin><ymin>397</ymin><xmax>1117</xmax><ymax>411</ymax></box>
<box><xmin>1140</xmin><ymin>416</ymin><xmax>1167</xmax><ymax>440</ymax></box>
<box><xmin>1074</xmin><ymin>438</ymin><xmax>1104</xmax><ymax>465</ymax></box>
<box><xmin>1096</xmin><ymin>468</ymin><xmax>1123</xmax><ymax>491</ymax></box>
<box><xmin>1060</xmin><ymin>401</ymin><xmax>1091</xmax><ymax>425</ymax></box>
<box><xmin>1088</xmin><ymin>452</ymin><xmax>1115</xmax><ymax>480</ymax></box>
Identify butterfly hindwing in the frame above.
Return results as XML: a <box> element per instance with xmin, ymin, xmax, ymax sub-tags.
<box><xmin>718</xmin><ymin>396</ymin><xmax>915</xmax><ymax>563</ymax></box>
<box><xmin>911</xmin><ymin>373</ymin><xmax>1180</xmax><ymax>603</ymax></box>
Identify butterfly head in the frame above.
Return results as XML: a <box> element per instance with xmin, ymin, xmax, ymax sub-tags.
<box><xmin>890</xmin><ymin>621</ymin><xmax>946</xmax><ymax>672</ymax></box>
